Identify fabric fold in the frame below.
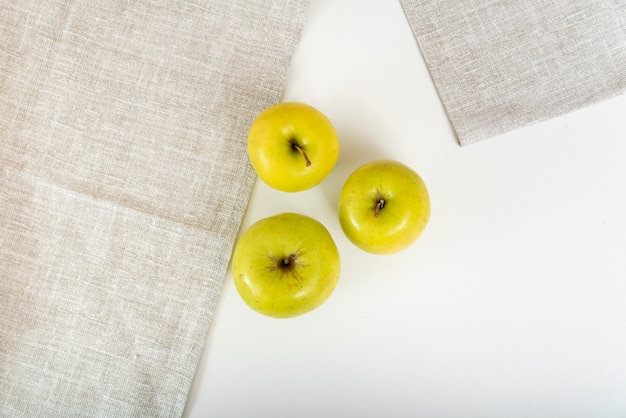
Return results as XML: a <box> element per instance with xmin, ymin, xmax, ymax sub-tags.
<box><xmin>0</xmin><ymin>0</ymin><xmax>308</xmax><ymax>415</ymax></box>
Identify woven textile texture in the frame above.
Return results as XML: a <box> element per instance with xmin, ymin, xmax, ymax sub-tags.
<box><xmin>400</xmin><ymin>0</ymin><xmax>626</xmax><ymax>145</ymax></box>
<box><xmin>0</xmin><ymin>0</ymin><xmax>307</xmax><ymax>415</ymax></box>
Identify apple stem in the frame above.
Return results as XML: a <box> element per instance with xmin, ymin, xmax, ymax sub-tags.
<box><xmin>374</xmin><ymin>199</ymin><xmax>385</xmax><ymax>217</ymax></box>
<box><xmin>283</xmin><ymin>253</ymin><xmax>297</xmax><ymax>266</ymax></box>
<box><xmin>291</xmin><ymin>141</ymin><xmax>311</xmax><ymax>167</ymax></box>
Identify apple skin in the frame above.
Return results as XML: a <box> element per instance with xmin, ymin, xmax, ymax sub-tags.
<box><xmin>338</xmin><ymin>160</ymin><xmax>430</xmax><ymax>255</ymax></box>
<box><xmin>247</xmin><ymin>102</ymin><xmax>340</xmax><ymax>192</ymax></box>
<box><xmin>232</xmin><ymin>213</ymin><xmax>341</xmax><ymax>318</ymax></box>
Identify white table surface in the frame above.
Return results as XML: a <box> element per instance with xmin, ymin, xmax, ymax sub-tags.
<box><xmin>184</xmin><ymin>1</ymin><xmax>626</xmax><ymax>417</ymax></box>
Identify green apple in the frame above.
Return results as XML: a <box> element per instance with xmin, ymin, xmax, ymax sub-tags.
<box><xmin>338</xmin><ymin>160</ymin><xmax>430</xmax><ymax>255</ymax></box>
<box><xmin>247</xmin><ymin>102</ymin><xmax>340</xmax><ymax>192</ymax></box>
<box><xmin>232</xmin><ymin>213</ymin><xmax>341</xmax><ymax>318</ymax></box>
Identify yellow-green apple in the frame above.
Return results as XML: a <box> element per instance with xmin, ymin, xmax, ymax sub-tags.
<box><xmin>338</xmin><ymin>160</ymin><xmax>430</xmax><ymax>254</ymax></box>
<box><xmin>232</xmin><ymin>213</ymin><xmax>341</xmax><ymax>318</ymax></box>
<box><xmin>247</xmin><ymin>102</ymin><xmax>340</xmax><ymax>192</ymax></box>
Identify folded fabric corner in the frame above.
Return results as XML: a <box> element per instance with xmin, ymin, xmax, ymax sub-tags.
<box><xmin>400</xmin><ymin>0</ymin><xmax>626</xmax><ymax>145</ymax></box>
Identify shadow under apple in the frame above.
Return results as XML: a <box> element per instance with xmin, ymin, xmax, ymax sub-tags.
<box><xmin>318</xmin><ymin>114</ymin><xmax>395</xmax><ymax>214</ymax></box>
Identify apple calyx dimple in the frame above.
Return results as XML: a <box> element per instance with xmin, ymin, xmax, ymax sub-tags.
<box><xmin>289</xmin><ymin>138</ymin><xmax>311</xmax><ymax>167</ymax></box>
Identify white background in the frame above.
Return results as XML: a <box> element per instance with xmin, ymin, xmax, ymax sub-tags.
<box><xmin>184</xmin><ymin>1</ymin><xmax>626</xmax><ymax>417</ymax></box>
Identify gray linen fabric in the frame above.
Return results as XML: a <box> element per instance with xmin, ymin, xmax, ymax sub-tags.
<box><xmin>0</xmin><ymin>0</ymin><xmax>307</xmax><ymax>415</ymax></box>
<box><xmin>400</xmin><ymin>0</ymin><xmax>626</xmax><ymax>145</ymax></box>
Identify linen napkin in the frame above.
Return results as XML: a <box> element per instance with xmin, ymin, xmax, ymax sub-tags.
<box><xmin>400</xmin><ymin>0</ymin><xmax>626</xmax><ymax>145</ymax></box>
<box><xmin>0</xmin><ymin>0</ymin><xmax>307</xmax><ymax>416</ymax></box>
